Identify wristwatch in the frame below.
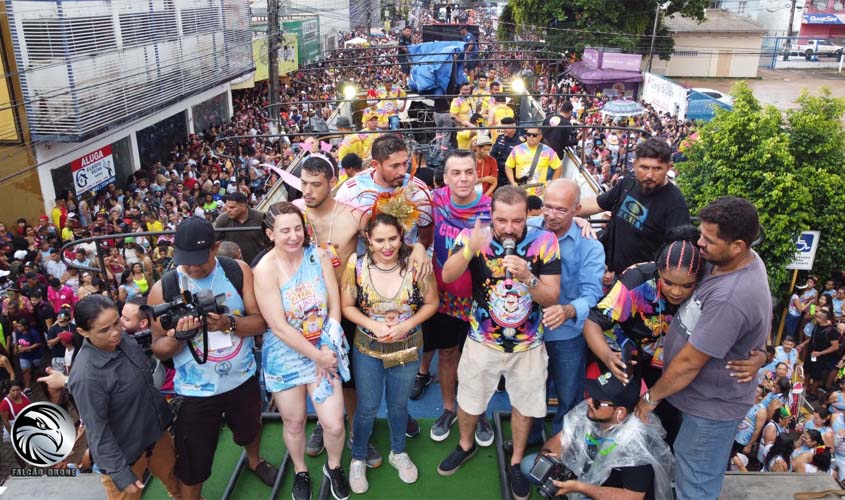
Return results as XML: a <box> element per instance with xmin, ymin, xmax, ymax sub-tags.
<box><xmin>642</xmin><ymin>390</ymin><xmax>660</xmax><ymax>407</ymax></box>
<box><xmin>224</xmin><ymin>314</ymin><xmax>237</xmax><ymax>333</ymax></box>
<box><xmin>526</xmin><ymin>275</ymin><xmax>539</xmax><ymax>289</ymax></box>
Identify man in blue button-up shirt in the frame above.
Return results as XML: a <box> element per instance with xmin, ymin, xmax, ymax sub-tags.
<box><xmin>530</xmin><ymin>179</ymin><xmax>605</xmax><ymax>434</ymax></box>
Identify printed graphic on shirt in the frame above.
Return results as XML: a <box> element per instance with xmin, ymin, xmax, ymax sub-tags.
<box><xmin>617</xmin><ymin>195</ymin><xmax>648</xmax><ymax>230</ymax></box>
<box><xmin>673</xmin><ymin>294</ymin><xmax>702</xmax><ymax>341</ymax></box>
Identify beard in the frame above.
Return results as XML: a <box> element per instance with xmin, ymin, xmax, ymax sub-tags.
<box><xmin>586</xmin><ymin>413</ymin><xmax>614</xmax><ymax>424</ymax></box>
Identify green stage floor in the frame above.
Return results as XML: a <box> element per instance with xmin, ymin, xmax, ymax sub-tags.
<box><xmin>143</xmin><ymin>419</ymin><xmax>506</xmax><ymax>500</ymax></box>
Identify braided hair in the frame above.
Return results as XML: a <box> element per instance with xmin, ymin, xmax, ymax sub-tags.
<box><xmin>656</xmin><ymin>225</ymin><xmax>704</xmax><ymax>279</ymax></box>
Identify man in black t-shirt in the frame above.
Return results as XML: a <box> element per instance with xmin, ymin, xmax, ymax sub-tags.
<box><xmin>398</xmin><ymin>26</ymin><xmax>413</xmax><ymax>76</ymax></box>
<box><xmin>578</xmin><ymin>138</ymin><xmax>690</xmax><ymax>275</ymax></box>
<box><xmin>542</xmin><ymin>100</ymin><xmax>578</xmax><ymax>159</ymax></box>
<box><xmin>46</xmin><ymin>308</ymin><xmax>75</xmax><ymax>361</ymax></box>
<box><xmin>520</xmin><ymin>372</ymin><xmax>672</xmax><ymax>499</ymax></box>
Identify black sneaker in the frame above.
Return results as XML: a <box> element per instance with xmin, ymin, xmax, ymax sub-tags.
<box><xmin>292</xmin><ymin>471</ymin><xmax>311</xmax><ymax>500</ymax></box>
<box><xmin>306</xmin><ymin>423</ymin><xmax>324</xmax><ymax>457</ymax></box>
<box><xmin>323</xmin><ymin>464</ymin><xmax>350</xmax><ymax>500</ymax></box>
<box><xmin>410</xmin><ymin>372</ymin><xmax>432</xmax><ymax>400</ymax></box>
<box><xmin>437</xmin><ymin>442</ymin><xmax>477</xmax><ymax>476</ymax></box>
<box><xmin>509</xmin><ymin>463</ymin><xmax>530</xmax><ymax>500</ymax></box>
<box><xmin>406</xmin><ymin>415</ymin><xmax>420</xmax><ymax>438</ymax></box>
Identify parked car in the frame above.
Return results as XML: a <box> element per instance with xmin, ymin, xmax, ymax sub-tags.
<box><xmin>688</xmin><ymin>88</ymin><xmax>734</xmax><ymax>107</ymax></box>
<box><xmin>795</xmin><ymin>39</ymin><xmax>844</xmax><ymax>59</ymax></box>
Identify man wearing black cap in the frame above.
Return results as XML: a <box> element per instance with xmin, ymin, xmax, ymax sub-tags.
<box><xmin>149</xmin><ymin>217</ymin><xmax>278</xmax><ymax>498</ymax></box>
<box><xmin>490</xmin><ymin>116</ymin><xmax>526</xmax><ymax>189</ymax></box>
<box><xmin>521</xmin><ymin>372</ymin><xmax>674</xmax><ymax>500</ymax></box>
<box><xmin>214</xmin><ymin>192</ymin><xmax>265</xmax><ymax>265</ymax></box>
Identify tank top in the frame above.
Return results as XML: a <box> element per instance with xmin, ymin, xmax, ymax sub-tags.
<box><xmin>758</xmin><ymin>421</ymin><xmax>785</xmax><ymax>463</ymax></box>
<box><xmin>266</xmin><ymin>246</ymin><xmax>328</xmax><ymax>347</ymax></box>
<box><xmin>172</xmin><ymin>259</ymin><xmax>255</xmax><ymax>397</ymax></box>
<box><xmin>735</xmin><ymin>402</ymin><xmax>764</xmax><ymax>445</ymax></box>
<box><xmin>354</xmin><ymin>254</ymin><xmax>422</xmax><ymax>340</ymax></box>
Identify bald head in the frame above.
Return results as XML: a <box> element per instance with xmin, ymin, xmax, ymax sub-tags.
<box><xmin>546</xmin><ymin>178</ymin><xmax>581</xmax><ymax>205</ymax></box>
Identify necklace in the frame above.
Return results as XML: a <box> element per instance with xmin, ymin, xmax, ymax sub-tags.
<box><xmin>369</xmin><ymin>261</ymin><xmax>400</xmax><ymax>273</ymax></box>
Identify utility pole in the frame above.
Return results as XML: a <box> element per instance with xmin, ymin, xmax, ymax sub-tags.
<box><xmin>268</xmin><ymin>0</ymin><xmax>281</xmax><ymax>128</ymax></box>
<box><xmin>646</xmin><ymin>3</ymin><xmax>660</xmax><ymax>73</ymax></box>
<box><xmin>783</xmin><ymin>0</ymin><xmax>797</xmax><ymax>61</ymax></box>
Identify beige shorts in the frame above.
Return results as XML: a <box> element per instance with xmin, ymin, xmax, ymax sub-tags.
<box><xmin>457</xmin><ymin>338</ymin><xmax>548</xmax><ymax>418</ymax></box>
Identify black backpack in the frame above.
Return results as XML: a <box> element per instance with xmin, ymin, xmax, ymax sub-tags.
<box><xmin>161</xmin><ymin>256</ymin><xmax>243</xmax><ymax>302</ymax></box>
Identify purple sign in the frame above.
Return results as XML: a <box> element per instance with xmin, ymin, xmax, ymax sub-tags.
<box><xmin>583</xmin><ymin>48</ymin><xmax>600</xmax><ymax>68</ymax></box>
<box><xmin>601</xmin><ymin>53</ymin><xmax>643</xmax><ymax>72</ymax></box>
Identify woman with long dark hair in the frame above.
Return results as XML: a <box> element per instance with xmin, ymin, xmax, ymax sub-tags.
<box><xmin>762</xmin><ymin>432</ymin><xmax>793</xmax><ymax>472</ymax></box>
<box><xmin>341</xmin><ymin>213</ymin><xmax>438</xmax><ymax>494</ymax></box>
<box><xmin>66</xmin><ymin>295</ymin><xmax>180</xmax><ymax>499</ymax></box>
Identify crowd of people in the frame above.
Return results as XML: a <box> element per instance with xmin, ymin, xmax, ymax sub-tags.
<box><xmin>1</xmin><ymin>6</ymin><xmax>843</xmax><ymax>500</ymax></box>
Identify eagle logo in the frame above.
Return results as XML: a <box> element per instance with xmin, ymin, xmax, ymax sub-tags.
<box><xmin>11</xmin><ymin>402</ymin><xmax>75</xmax><ymax>467</ymax></box>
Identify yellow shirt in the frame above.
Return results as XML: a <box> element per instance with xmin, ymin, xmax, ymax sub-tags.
<box><xmin>361</xmin><ymin>130</ymin><xmax>382</xmax><ymax>159</ymax></box>
<box><xmin>338</xmin><ymin>133</ymin><xmax>366</xmax><ymax>162</ymax></box>
<box><xmin>471</xmin><ymin>89</ymin><xmax>495</xmax><ymax>117</ymax></box>
<box><xmin>362</xmin><ymin>106</ymin><xmax>389</xmax><ymax>129</ymax></box>
<box><xmin>377</xmin><ymin>85</ymin><xmax>406</xmax><ymax>117</ymax></box>
<box><xmin>146</xmin><ymin>221</ymin><xmax>164</xmax><ymax>233</ymax></box>
<box><xmin>505</xmin><ymin>143</ymin><xmax>562</xmax><ymax>195</ymax></box>
<box><xmin>450</xmin><ymin>96</ymin><xmax>472</xmax><ymax>125</ymax></box>
<box><xmin>490</xmin><ymin>103</ymin><xmax>515</xmax><ymax>141</ymax></box>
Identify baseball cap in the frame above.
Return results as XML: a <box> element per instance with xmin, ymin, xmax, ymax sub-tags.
<box><xmin>0</xmin><ymin>270</ymin><xmax>9</xmax><ymax>279</ymax></box>
<box><xmin>173</xmin><ymin>217</ymin><xmax>215</xmax><ymax>266</ymax></box>
<box><xmin>585</xmin><ymin>371</ymin><xmax>641</xmax><ymax>412</ymax></box>
<box><xmin>57</xmin><ymin>309</ymin><xmax>71</xmax><ymax>319</ymax></box>
<box><xmin>500</xmin><ymin>116</ymin><xmax>516</xmax><ymax>125</ymax></box>
<box><xmin>13</xmin><ymin>250</ymin><xmax>27</xmax><ymax>260</ymax></box>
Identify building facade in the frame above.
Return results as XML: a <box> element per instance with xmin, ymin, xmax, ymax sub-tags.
<box><xmin>2</xmin><ymin>0</ymin><xmax>253</xmax><ymax>214</ymax></box>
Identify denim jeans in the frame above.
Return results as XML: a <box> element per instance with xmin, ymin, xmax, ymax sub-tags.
<box><xmin>674</xmin><ymin>412</ymin><xmax>742</xmax><ymax>500</ymax></box>
<box><xmin>351</xmin><ymin>345</ymin><xmax>420</xmax><ymax>460</ymax></box>
<box><xmin>529</xmin><ymin>336</ymin><xmax>585</xmax><ymax>442</ymax></box>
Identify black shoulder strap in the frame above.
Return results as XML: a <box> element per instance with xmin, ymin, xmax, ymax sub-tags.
<box><xmin>161</xmin><ymin>257</ymin><xmax>244</xmax><ymax>302</ymax></box>
<box><xmin>217</xmin><ymin>256</ymin><xmax>244</xmax><ymax>298</ymax></box>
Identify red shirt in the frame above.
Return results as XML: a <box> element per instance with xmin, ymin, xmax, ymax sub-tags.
<box><xmin>0</xmin><ymin>394</ymin><xmax>31</xmax><ymax>420</ymax></box>
<box><xmin>476</xmin><ymin>156</ymin><xmax>498</xmax><ymax>194</ymax></box>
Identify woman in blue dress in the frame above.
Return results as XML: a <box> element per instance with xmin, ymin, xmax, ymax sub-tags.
<box><xmin>254</xmin><ymin>201</ymin><xmax>350</xmax><ymax>500</ymax></box>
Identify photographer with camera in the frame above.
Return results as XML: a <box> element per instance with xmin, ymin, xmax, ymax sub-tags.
<box><xmin>149</xmin><ymin>217</ymin><xmax>277</xmax><ymax>500</ymax></box>
<box><xmin>521</xmin><ymin>372</ymin><xmax>673</xmax><ymax>500</ymax></box>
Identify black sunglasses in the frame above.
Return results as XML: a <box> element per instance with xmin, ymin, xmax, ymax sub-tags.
<box><xmin>525</xmin><ymin>133</ymin><xmax>541</xmax><ymax>137</ymax></box>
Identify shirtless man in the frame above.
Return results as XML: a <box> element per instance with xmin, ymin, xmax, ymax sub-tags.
<box><xmin>294</xmin><ymin>152</ymin><xmax>431</xmax><ymax>468</ymax></box>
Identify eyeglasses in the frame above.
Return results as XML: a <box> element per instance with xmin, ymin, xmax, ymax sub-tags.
<box><xmin>525</xmin><ymin>133</ymin><xmax>541</xmax><ymax>138</ymax></box>
<box><xmin>542</xmin><ymin>206</ymin><xmax>570</xmax><ymax>217</ymax></box>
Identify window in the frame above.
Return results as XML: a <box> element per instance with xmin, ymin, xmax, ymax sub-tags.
<box><xmin>181</xmin><ymin>7</ymin><xmax>222</xmax><ymax>37</ymax></box>
<box><xmin>675</xmin><ymin>50</ymin><xmax>700</xmax><ymax>57</ymax></box>
<box><xmin>23</xmin><ymin>16</ymin><xmax>117</xmax><ymax>62</ymax></box>
<box><xmin>119</xmin><ymin>11</ymin><xmax>179</xmax><ymax>48</ymax></box>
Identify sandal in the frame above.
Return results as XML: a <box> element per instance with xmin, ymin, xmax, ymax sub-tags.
<box><xmin>250</xmin><ymin>460</ymin><xmax>278</xmax><ymax>486</ymax></box>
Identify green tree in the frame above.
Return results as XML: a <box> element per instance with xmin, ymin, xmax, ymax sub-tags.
<box><xmin>502</xmin><ymin>0</ymin><xmax>709</xmax><ymax>58</ymax></box>
<box><xmin>786</xmin><ymin>89</ymin><xmax>845</xmax><ymax>284</ymax></box>
<box><xmin>677</xmin><ymin>82</ymin><xmax>811</xmax><ymax>294</ymax></box>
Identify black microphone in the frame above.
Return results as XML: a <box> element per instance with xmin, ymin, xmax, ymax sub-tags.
<box><xmin>503</xmin><ymin>239</ymin><xmax>515</xmax><ymax>289</ymax></box>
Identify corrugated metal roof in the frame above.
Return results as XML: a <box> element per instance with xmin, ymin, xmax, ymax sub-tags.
<box><xmin>666</xmin><ymin>9</ymin><xmax>766</xmax><ymax>33</ymax></box>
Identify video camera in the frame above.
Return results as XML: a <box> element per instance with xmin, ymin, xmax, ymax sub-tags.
<box><xmin>528</xmin><ymin>454</ymin><xmax>577</xmax><ymax>499</ymax></box>
<box><xmin>142</xmin><ymin>289</ymin><xmax>227</xmax><ymax>342</ymax></box>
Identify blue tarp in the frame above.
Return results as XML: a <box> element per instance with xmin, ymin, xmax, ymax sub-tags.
<box><xmin>407</xmin><ymin>41</ymin><xmax>469</xmax><ymax>95</ymax></box>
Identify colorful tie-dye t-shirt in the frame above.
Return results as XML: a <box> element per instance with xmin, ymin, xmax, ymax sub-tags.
<box><xmin>453</xmin><ymin>227</ymin><xmax>561</xmax><ymax>352</ymax></box>
<box><xmin>432</xmin><ymin>187</ymin><xmax>491</xmax><ymax>321</ymax></box>
<box><xmin>587</xmin><ymin>262</ymin><xmax>678</xmax><ymax>356</ymax></box>
<box><xmin>505</xmin><ymin>143</ymin><xmax>561</xmax><ymax>195</ymax></box>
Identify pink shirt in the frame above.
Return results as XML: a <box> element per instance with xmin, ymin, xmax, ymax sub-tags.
<box><xmin>47</xmin><ymin>285</ymin><xmax>77</xmax><ymax>314</ymax></box>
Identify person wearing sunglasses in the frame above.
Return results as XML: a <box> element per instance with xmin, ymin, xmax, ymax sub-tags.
<box><xmin>520</xmin><ymin>371</ymin><xmax>674</xmax><ymax>500</ymax></box>
<box><xmin>504</xmin><ymin>127</ymin><xmax>562</xmax><ymax>197</ymax></box>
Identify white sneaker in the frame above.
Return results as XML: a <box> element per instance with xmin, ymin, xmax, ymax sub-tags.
<box><xmin>389</xmin><ymin>451</ymin><xmax>418</xmax><ymax>484</ymax></box>
<box><xmin>348</xmin><ymin>459</ymin><xmax>368</xmax><ymax>494</ymax></box>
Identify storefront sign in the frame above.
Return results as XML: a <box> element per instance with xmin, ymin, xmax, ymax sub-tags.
<box><xmin>803</xmin><ymin>13</ymin><xmax>845</xmax><ymax>25</ymax></box>
<box><xmin>72</xmin><ymin>145</ymin><xmax>115</xmax><ymax>195</ymax></box>
<box><xmin>601</xmin><ymin>53</ymin><xmax>643</xmax><ymax>72</ymax></box>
